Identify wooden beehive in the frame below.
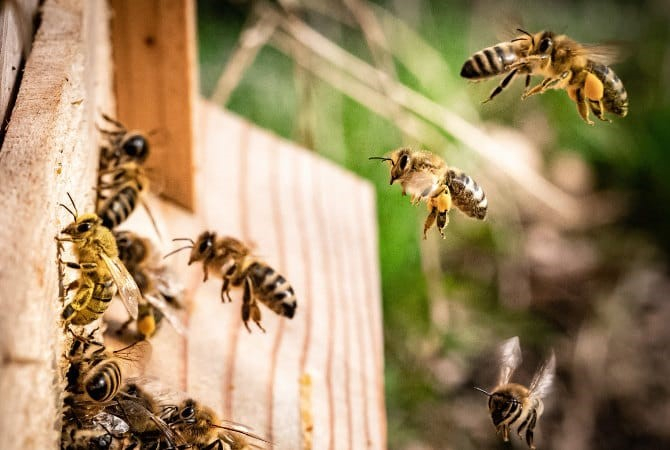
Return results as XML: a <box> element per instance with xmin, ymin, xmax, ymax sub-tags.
<box><xmin>0</xmin><ymin>1</ymin><xmax>386</xmax><ymax>449</ymax></box>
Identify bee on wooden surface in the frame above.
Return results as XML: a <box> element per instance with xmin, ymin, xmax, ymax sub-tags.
<box><xmin>65</xmin><ymin>332</ymin><xmax>150</xmax><ymax>407</ymax></box>
<box><xmin>61</xmin><ymin>412</ymin><xmax>129</xmax><ymax>450</ymax></box>
<box><xmin>165</xmin><ymin>232</ymin><xmax>297</xmax><ymax>332</ymax></box>
<box><xmin>369</xmin><ymin>148</ymin><xmax>488</xmax><ymax>239</ymax></box>
<box><xmin>475</xmin><ymin>336</ymin><xmax>556</xmax><ymax>450</ymax></box>
<box><xmin>114</xmin><ymin>230</ymin><xmax>185</xmax><ymax>339</ymax></box>
<box><xmin>97</xmin><ymin>113</ymin><xmax>150</xmax><ymax>171</ymax></box>
<box><xmin>461</xmin><ymin>29</ymin><xmax>628</xmax><ymax>124</ymax></box>
<box><xmin>95</xmin><ymin>115</ymin><xmax>159</xmax><ymax>234</ymax></box>
<box><xmin>107</xmin><ymin>381</ymin><xmax>184</xmax><ymax>449</ymax></box>
<box><xmin>57</xmin><ymin>195</ymin><xmax>140</xmax><ymax>326</ymax></box>
<box><xmin>166</xmin><ymin>398</ymin><xmax>269</xmax><ymax>449</ymax></box>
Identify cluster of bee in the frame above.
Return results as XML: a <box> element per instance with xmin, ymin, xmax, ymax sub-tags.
<box><xmin>57</xmin><ymin>117</ymin><xmax>297</xmax><ymax>448</ymax></box>
<box><xmin>368</xmin><ymin>28</ymin><xmax>624</xmax><ymax>448</ymax></box>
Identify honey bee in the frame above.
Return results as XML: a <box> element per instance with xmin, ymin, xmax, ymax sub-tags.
<box><xmin>165</xmin><ymin>398</ymin><xmax>269</xmax><ymax>449</ymax></box>
<box><xmin>461</xmin><ymin>29</ymin><xmax>628</xmax><ymax>124</ymax></box>
<box><xmin>369</xmin><ymin>148</ymin><xmax>488</xmax><ymax>238</ymax></box>
<box><xmin>95</xmin><ymin>115</ymin><xmax>158</xmax><ymax>233</ymax></box>
<box><xmin>475</xmin><ymin>336</ymin><xmax>556</xmax><ymax>450</ymax></box>
<box><xmin>57</xmin><ymin>195</ymin><xmax>140</xmax><ymax>326</ymax></box>
<box><xmin>114</xmin><ymin>230</ymin><xmax>186</xmax><ymax>339</ymax></box>
<box><xmin>65</xmin><ymin>332</ymin><xmax>150</xmax><ymax>407</ymax></box>
<box><xmin>61</xmin><ymin>412</ymin><xmax>129</xmax><ymax>450</ymax></box>
<box><xmin>165</xmin><ymin>232</ymin><xmax>297</xmax><ymax>332</ymax></box>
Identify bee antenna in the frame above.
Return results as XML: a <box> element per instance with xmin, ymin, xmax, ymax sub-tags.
<box><xmin>474</xmin><ymin>386</ymin><xmax>492</xmax><ymax>396</ymax></box>
<box><xmin>59</xmin><ymin>193</ymin><xmax>78</xmax><ymax>221</ymax></box>
<box><xmin>516</xmin><ymin>28</ymin><xmax>535</xmax><ymax>47</ymax></box>
<box><xmin>163</xmin><ymin>245</ymin><xmax>193</xmax><ymax>259</ymax></box>
<box><xmin>172</xmin><ymin>237</ymin><xmax>195</xmax><ymax>244</ymax></box>
<box><xmin>368</xmin><ymin>156</ymin><xmax>393</xmax><ymax>164</ymax></box>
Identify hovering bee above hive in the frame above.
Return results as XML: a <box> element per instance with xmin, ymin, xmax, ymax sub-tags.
<box><xmin>461</xmin><ymin>29</ymin><xmax>628</xmax><ymax>124</ymax></box>
<box><xmin>370</xmin><ymin>147</ymin><xmax>488</xmax><ymax>239</ymax></box>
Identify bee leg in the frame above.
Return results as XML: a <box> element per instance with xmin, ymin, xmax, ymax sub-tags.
<box><xmin>436</xmin><ymin>210</ymin><xmax>449</xmax><ymax>239</ymax></box>
<box><xmin>482</xmin><ymin>68</ymin><xmax>518</xmax><ymax>104</ymax></box>
<box><xmin>423</xmin><ymin>207</ymin><xmax>438</xmax><ymax>240</ymax></box>
<box><xmin>525</xmin><ymin>409</ymin><xmax>537</xmax><ymax>449</ymax></box>
<box><xmin>220</xmin><ymin>277</ymin><xmax>231</xmax><ymax>302</ymax></box>
<box><xmin>589</xmin><ymin>99</ymin><xmax>610</xmax><ymax>122</ymax></box>
<box><xmin>202</xmin><ymin>265</ymin><xmax>209</xmax><ymax>282</ymax></box>
<box><xmin>575</xmin><ymin>88</ymin><xmax>594</xmax><ymax>125</ymax></box>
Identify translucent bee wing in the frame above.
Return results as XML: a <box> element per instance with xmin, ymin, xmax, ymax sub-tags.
<box><xmin>498</xmin><ymin>336</ymin><xmax>522</xmax><ymax>386</ymax></box>
<box><xmin>101</xmin><ymin>252</ymin><xmax>140</xmax><ymax>319</ymax></box>
<box><xmin>112</xmin><ymin>340</ymin><xmax>152</xmax><ymax>366</ymax></box>
<box><xmin>402</xmin><ymin>171</ymin><xmax>444</xmax><ymax>200</ymax></box>
<box><xmin>92</xmin><ymin>411</ymin><xmax>130</xmax><ymax>434</ymax></box>
<box><xmin>215</xmin><ymin>419</ymin><xmax>272</xmax><ymax>448</ymax></box>
<box><xmin>144</xmin><ymin>293</ymin><xmax>187</xmax><ymax>336</ymax></box>
<box><xmin>577</xmin><ymin>43</ymin><xmax>621</xmax><ymax>65</ymax></box>
<box><xmin>529</xmin><ymin>350</ymin><xmax>556</xmax><ymax>400</ymax></box>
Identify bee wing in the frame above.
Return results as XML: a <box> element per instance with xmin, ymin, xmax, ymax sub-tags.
<box><xmin>498</xmin><ymin>336</ymin><xmax>522</xmax><ymax>386</ymax></box>
<box><xmin>529</xmin><ymin>350</ymin><xmax>556</xmax><ymax>400</ymax></box>
<box><xmin>216</xmin><ymin>420</ymin><xmax>272</xmax><ymax>447</ymax></box>
<box><xmin>92</xmin><ymin>411</ymin><xmax>130</xmax><ymax>434</ymax></box>
<box><xmin>100</xmin><ymin>252</ymin><xmax>140</xmax><ymax>319</ymax></box>
<box><xmin>112</xmin><ymin>340</ymin><xmax>152</xmax><ymax>363</ymax></box>
<box><xmin>577</xmin><ymin>43</ymin><xmax>621</xmax><ymax>65</ymax></box>
<box><xmin>403</xmin><ymin>171</ymin><xmax>444</xmax><ymax>200</ymax></box>
<box><xmin>144</xmin><ymin>294</ymin><xmax>187</xmax><ymax>335</ymax></box>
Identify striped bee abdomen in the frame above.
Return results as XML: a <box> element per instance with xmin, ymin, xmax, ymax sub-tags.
<box><xmin>248</xmin><ymin>262</ymin><xmax>297</xmax><ymax>318</ymax></box>
<box><xmin>445</xmin><ymin>169</ymin><xmax>488</xmax><ymax>220</ymax></box>
<box><xmin>84</xmin><ymin>360</ymin><xmax>122</xmax><ymax>402</ymax></box>
<box><xmin>588</xmin><ymin>62</ymin><xmax>628</xmax><ymax>117</ymax></box>
<box><xmin>461</xmin><ymin>43</ymin><xmax>520</xmax><ymax>79</ymax></box>
<box><xmin>98</xmin><ymin>185</ymin><xmax>140</xmax><ymax>230</ymax></box>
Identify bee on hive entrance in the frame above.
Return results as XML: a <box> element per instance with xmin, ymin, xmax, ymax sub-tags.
<box><xmin>57</xmin><ymin>194</ymin><xmax>140</xmax><ymax>326</ymax></box>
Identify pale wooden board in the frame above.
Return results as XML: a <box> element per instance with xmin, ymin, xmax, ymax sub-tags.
<box><xmin>106</xmin><ymin>102</ymin><xmax>387</xmax><ymax>449</ymax></box>
<box><xmin>0</xmin><ymin>1</ymin><xmax>114</xmax><ymax>449</ymax></box>
<box><xmin>108</xmin><ymin>0</ymin><xmax>197</xmax><ymax>211</ymax></box>
<box><xmin>0</xmin><ymin>0</ymin><xmax>39</xmax><ymax>134</ymax></box>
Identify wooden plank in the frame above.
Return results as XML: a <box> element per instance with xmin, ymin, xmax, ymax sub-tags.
<box><xmin>105</xmin><ymin>102</ymin><xmax>387</xmax><ymax>449</ymax></box>
<box><xmin>109</xmin><ymin>0</ymin><xmax>197</xmax><ymax>211</ymax></box>
<box><xmin>0</xmin><ymin>0</ymin><xmax>114</xmax><ymax>449</ymax></box>
<box><xmin>0</xmin><ymin>0</ymin><xmax>39</xmax><ymax>140</ymax></box>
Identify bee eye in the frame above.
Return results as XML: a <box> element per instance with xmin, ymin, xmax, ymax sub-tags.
<box><xmin>539</xmin><ymin>38</ymin><xmax>552</xmax><ymax>53</ymax></box>
<box><xmin>198</xmin><ymin>238</ymin><xmax>211</xmax><ymax>253</ymax></box>
<box><xmin>77</xmin><ymin>222</ymin><xmax>92</xmax><ymax>233</ymax></box>
<box><xmin>122</xmin><ymin>135</ymin><xmax>149</xmax><ymax>162</ymax></box>
<box><xmin>181</xmin><ymin>406</ymin><xmax>195</xmax><ymax>419</ymax></box>
<box><xmin>398</xmin><ymin>154</ymin><xmax>409</xmax><ymax>170</ymax></box>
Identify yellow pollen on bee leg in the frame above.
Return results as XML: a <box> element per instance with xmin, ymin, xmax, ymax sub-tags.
<box><xmin>436</xmin><ymin>193</ymin><xmax>451</xmax><ymax>212</ymax></box>
<box><xmin>584</xmin><ymin>73</ymin><xmax>604</xmax><ymax>101</ymax></box>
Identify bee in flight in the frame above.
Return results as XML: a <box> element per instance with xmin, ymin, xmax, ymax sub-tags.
<box><xmin>475</xmin><ymin>336</ymin><xmax>556</xmax><ymax>450</ymax></box>
<box><xmin>57</xmin><ymin>194</ymin><xmax>140</xmax><ymax>326</ymax></box>
<box><xmin>165</xmin><ymin>231</ymin><xmax>297</xmax><ymax>332</ymax></box>
<box><xmin>165</xmin><ymin>398</ymin><xmax>269</xmax><ymax>449</ymax></box>
<box><xmin>461</xmin><ymin>29</ymin><xmax>628</xmax><ymax>124</ymax></box>
<box><xmin>113</xmin><ymin>230</ymin><xmax>186</xmax><ymax>339</ymax></box>
<box><xmin>95</xmin><ymin>114</ymin><xmax>160</xmax><ymax>235</ymax></box>
<box><xmin>370</xmin><ymin>147</ymin><xmax>487</xmax><ymax>239</ymax></box>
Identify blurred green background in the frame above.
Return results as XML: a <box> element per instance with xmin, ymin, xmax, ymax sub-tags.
<box><xmin>197</xmin><ymin>1</ymin><xmax>670</xmax><ymax>448</ymax></box>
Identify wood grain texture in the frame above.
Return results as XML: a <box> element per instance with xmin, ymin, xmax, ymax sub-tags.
<box><xmin>106</xmin><ymin>102</ymin><xmax>387</xmax><ymax>449</ymax></box>
<box><xmin>0</xmin><ymin>0</ymin><xmax>114</xmax><ymax>449</ymax></box>
<box><xmin>109</xmin><ymin>0</ymin><xmax>197</xmax><ymax>211</ymax></box>
<box><xmin>0</xmin><ymin>0</ymin><xmax>39</xmax><ymax>137</ymax></box>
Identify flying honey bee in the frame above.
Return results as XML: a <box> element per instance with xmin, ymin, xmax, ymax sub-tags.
<box><xmin>95</xmin><ymin>115</ymin><xmax>160</xmax><ymax>235</ymax></box>
<box><xmin>114</xmin><ymin>230</ymin><xmax>186</xmax><ymax>339</ymax></box>
<box><xmin>461</xmin><ymin>29</ymin><xmax>628</xmax><ymax>124</ymax></box>
<box><xmin>57</xmin><ymin>195</ymin><xmax>140</xmax><ymax>326</ymax></box>
<box><xmin>369</xmin><ymin>148</ymin><xmax>488</xmax><ymax>238</ymax></box>
<box><xmin>475</xmin><ymin>336</ymin><xmax>556</xmax><ymax>450</ymax></box>
<box><xmin>165</xmin><ymin>232</ymin><xmax>297</xmax><ymax>332</ymax></box>
<box><xmin>165</xmin><ymin>398</ymin><xmax>269</xmax><ymax>449</ymax></box>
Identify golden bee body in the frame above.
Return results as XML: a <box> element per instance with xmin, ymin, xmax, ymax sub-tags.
<box><xmin>371</xmin><ymin>148</ymin><xmax>488</xmax><ymax>238</ymax></box>
<box><xmin>476</xmin><ymin>337</ymin><xmax>555</xmax><ymax>449</ymax></box>
<box><xmin>462</xmin><ymin>30</ymin><xmax>628</xmax><ymax>124</ymax></box>
<box><xmin>167</xmin><ymin>232</ymin><xmax>297</xmax><ymax>332</ymax></box>
<box><xmin>58</xmin><ymin>202</ymin><xmax>140</xmax><ymax>326</ymax></box>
